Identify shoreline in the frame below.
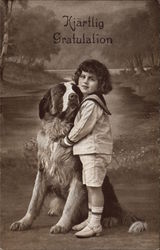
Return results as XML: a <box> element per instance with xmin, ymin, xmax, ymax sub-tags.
<box><xmin>1</xmin><ymin>63</ymin><xmax>159</xmax><ymax>103</ymax></box>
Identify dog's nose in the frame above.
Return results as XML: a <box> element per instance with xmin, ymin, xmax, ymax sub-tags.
<box><xmin>69</xmin><ymin>93</ymin><xmax>77</xmax><ymax>101</ymax></box>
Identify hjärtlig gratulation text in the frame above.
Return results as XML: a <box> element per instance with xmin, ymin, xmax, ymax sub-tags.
<box><xmin>53</xmin><ymin>16</ymin><xmax>113</xmax><ymax>45</ymax></box>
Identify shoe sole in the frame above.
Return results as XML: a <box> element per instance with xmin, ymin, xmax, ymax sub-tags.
<box><xmin>75</xmin><ymin>231</ymin><xmax>102</xmax><ymax>238</ymax></box>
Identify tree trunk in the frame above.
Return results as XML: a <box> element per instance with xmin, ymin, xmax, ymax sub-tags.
<box><xmin>0</xmin><ymin>1</ymin><xmax>12</xmax><ymax>80</ymax></box>
<box><xmin>126</xmin><ymin>58</ymin><xmax>136</xmax><ymax>74</ymax></box>
<box><xmin>134</xmin><ymin>55</ymin><xmax>145</xmax><ymax>74</ymax></box>
<box><xmin>0</xmin><ymin>23</ymin><xmax>9</xmax><ymax>80</ymax></box>
<box><xmin>150</xmin><ymin>51</ymin><xmax>155</xmax><ymax>68</ymax></box>
<box><xmin>0</xmin><ymin>1</ymin><xmax>5</xmax><ymax>80</ymax></box>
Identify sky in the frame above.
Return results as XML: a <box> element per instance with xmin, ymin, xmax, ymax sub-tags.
<box><xmin>14</xmin><ymin>0</ymin><xmax>147</xmax><ymax>69</ymax></box>
<box><xmin>29</xmin><ymin>0</ymin><xmax>146</xmax><ymax>20</ymax></box>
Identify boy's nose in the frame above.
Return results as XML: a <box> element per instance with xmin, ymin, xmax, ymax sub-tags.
<box><xmin>83</xmin><ymin>77</ymin><xmax>88</xmax><ymax>84</ymax></box>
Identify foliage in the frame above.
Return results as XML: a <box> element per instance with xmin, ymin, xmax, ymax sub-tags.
<box><xmin>8</xmin><ymin>6</ymin><xmax>60</xmax><ymax>66</ymax></box>
<box><xmin>103</xmin><ymin>3</ymin><xmax>160</xmax><ymax>72</ymax></box>
<box><xmin>0</xmin><ymin>0</ymin><xmax>28</xmax><ymax>80</ymax></box>
<box><xmin>145</xmin><ymin>0</ymin><xmax>160</xmax><ymax>67</ymax></box>
<box><xmin>109</xmin><ymin>125</ymin><xmax>159</xmax><ymax>178</ymax></box>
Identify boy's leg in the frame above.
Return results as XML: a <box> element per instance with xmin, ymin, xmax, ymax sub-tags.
<box><xmin>75</xmin><ymin>186</ymin><xmax>103</xmax><ymax>238</ymax></box>
<box><xmin>72</xmin><ymin>156</ymin><xmax>92</xmax><ymax>231</ymax></box>
<box><xmin>72</xmin><ymin>202</ymin><xmax>92</xmax><ymax>230</ymax></box>
<box><xmin>75</xmin><ymin>154</ymin><xmax>108</xmax><ymax>237</ymax></box>
<box><xmin>88</xmin><ymin>186</ymin><xmax>104</xmax><ymax>227</ymax></box>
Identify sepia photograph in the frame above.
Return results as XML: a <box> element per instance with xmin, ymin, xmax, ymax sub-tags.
<box><xmin>0</xmin><ymin>0</ymin><xmax>159</xmax><ymax>250</ymax></box>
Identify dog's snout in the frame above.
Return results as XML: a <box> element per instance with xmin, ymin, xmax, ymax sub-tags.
<box><xmin>69</xmin><ymin>93</ymin><xmax>77</xmax><ymax>101</ymax></box>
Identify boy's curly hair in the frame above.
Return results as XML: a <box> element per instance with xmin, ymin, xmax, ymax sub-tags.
<box><xmin>74</xmin><ymin>59</ymin><xmax>112</xmax><ymax>94</ymax></box>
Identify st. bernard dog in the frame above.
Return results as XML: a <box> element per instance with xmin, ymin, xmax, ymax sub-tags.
<box><xmin>10</xmin><ymin>81</ymin><xmax>147</xmax><ymax>234</ymax></box>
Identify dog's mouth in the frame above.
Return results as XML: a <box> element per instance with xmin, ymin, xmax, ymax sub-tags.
<box><xmin>69</xmin><ymin>100</ymin><xmax>79</xmax><ymax>109</ymax></box>
<box><xmin>58</xmin><ymin>99</ymin><xmax>79</xmax><ymax>122</ymax></box>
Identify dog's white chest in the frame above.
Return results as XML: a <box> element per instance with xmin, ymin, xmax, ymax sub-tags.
<box><xmin>50</xmin><ymin>142</ymin><xmax>58</xmax><ymax>156</ymax></box>
<box><xmin>37</xmin><ymin>131</ymin><xmax>49</xmax><ymax>150</ymax></box>
<box><xmin>37</xmin><ymin>130</ymin><xmax>59</xmax><ymax>168</ymax></box>
<box><xmin>37</xmin><ymin>131</ymin><xmax>58</xmax><ymax>152</ymax></box>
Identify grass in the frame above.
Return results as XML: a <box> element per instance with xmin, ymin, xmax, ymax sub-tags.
<box><xmin>0</xmin><ymin>62</ymin><xmax>62</xmax><ymax>96</ymax></box>
<box><xmin>110</xmin><ymin>135</ymin><xmax>159</xmax><ymax>180</ymax></box>
<box><xmin>112</xmin><ymin>71</ymin><xmax>160</xmax><ymax>103</ymax></box>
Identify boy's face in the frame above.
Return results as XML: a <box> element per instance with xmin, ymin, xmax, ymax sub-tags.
<box><xmin>78</xmin><ymin>71</ymin><xmax>98</xmax><ymax>97</ymax></box>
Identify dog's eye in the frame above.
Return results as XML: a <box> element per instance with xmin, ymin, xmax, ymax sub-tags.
<box><xmin>42</xmin><ymin>97</ymin><xmax>48</xmax><ymax>103</ymax></box>
<box><xmin>58</xmin><ymin>102</ymin><xmax>63</xmax><ymax>110</ymax></box>
<box><xmin>53</xmin><ymin>89</ymin><xmax>64</xmax><ymax>97</ymax></box>
<box><xmin>59</xmin><ymin>91</ymin><xmax>65</xmax><ymax>96</ymax></box>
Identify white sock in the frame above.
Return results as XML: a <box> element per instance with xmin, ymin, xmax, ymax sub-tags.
<box><xmin>87</xmin><ymin>203</ymin><xmax>92</xmax><ymax>221</ymax></box>
<box><xmin>89</xmin><ymin>206</ymin><xmax>103</xmax><ymax>227</ymax></box>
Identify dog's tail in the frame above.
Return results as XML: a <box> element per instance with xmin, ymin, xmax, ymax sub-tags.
<box><xmin>102</xmin><ymin>175</ymin><xmax>147</xmax><ymax>233</ymax></box>
<box><xmin>102</xmin><ymin>205</ymin><xmax>147</xmax><ymax>233</ymax></box>
<box><xmin>120</xmin><ymin>209</ymin><xmax>147</xmax><ymax>233</ymax></box>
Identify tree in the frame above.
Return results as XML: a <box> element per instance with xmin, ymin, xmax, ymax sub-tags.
<box><xmin>0</xmin><ymin>0</ymin><xmax>27</xmax><ymax>80</ymax></box>
<box><xmin>102</xmin><ymin>12</ymin><xmax>148</xmax><ymax>73</ymax></box>
<box><xmin>145</xmin><ymin>0</ymin><xmax>160</xmax><ymax>68</ymax></box>
<box><xmin>9</xmin><ymin>6</ymin><xmax>60</xmax><ymax>67</ymax></box>
<box><xmin>103</xmin><ymin>7</ymin><xmax>160</xmax><ymax>73</ymax></box>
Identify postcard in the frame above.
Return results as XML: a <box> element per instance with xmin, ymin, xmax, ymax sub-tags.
<box><xmin>0</xmin><ymin>1</ymin><xmax>159</xmax><ymax>250</ymax></box>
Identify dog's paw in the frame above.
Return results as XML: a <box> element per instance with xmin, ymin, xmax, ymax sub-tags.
<box><xmin>102</xmin><ymin>217</ymin><xmax>118</xmax><ymax>228</ymax></box>
<box><xmin>10</xmin><ymin>221</ymin><xmax>31</xmax><ymax>231</ymax></box>
<box><xmin>47</xmin><ymin>197</ymin><xmax>64</xmax><ymax>217</ymax></box>
<box><xmin>128</xmin><ymin>221</ymin><xmax>147</xmax><ymax>233</ymax></box>
<box><xmin>50</xmin><ymin>224</ymin><xmax>68</xmax><ymax>234</ymax></box>
<box><xmin>48</xmin><ymin>209</ymin><xmax>56</xmax><ymax>216</ymax></box>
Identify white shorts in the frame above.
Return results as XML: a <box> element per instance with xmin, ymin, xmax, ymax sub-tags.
<box><xmin>79</xmin><ymin>154</ymin><xmax>112</xmax><ymax>187</ymax></box>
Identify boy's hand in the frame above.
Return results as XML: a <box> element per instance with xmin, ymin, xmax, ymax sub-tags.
<box><xmin>60</xmin><ymin>138</ymin><xmax>69</xmax><ymax>148</ymax></box>
<box><xmin>60</xmin><ymin>137</ymin><xmax>74</xmax><ymax>148</ymax></box>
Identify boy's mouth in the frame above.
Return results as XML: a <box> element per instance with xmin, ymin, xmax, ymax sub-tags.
<box><xmin>81</xmin><ymin>85</ymin><xmax>89</xmax><ymax>90</ymax></box>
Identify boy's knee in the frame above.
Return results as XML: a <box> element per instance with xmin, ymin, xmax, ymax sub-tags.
<box><xmin>87</xmin><ymin>186</ymin><xmax>102</xmax><ymax>194</ymax></box>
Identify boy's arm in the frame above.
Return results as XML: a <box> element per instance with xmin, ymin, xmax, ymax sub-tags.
<box><xmin>61</xmin><ymin>101</ymin><xmax>103</xmax><ymax>147</ymax></box>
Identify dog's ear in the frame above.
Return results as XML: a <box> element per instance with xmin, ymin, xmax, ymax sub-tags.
<box><xmin>72</xmin><ymin>84</ymin><xmax>83</xmax><ymax>103</ymax></box>
<box><xmin>39</xmin><ymin>89</ymin><xmax>59</xmax><ymax>119</ymax></box>
<box><xmin>39</xmin><ymin>90</ymin><xmax>51</xmax><ymax>119</ymax></box>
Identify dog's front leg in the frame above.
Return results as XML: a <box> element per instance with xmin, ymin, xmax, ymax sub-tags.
<box><xmin>50</xmin><ymin>177</ymin><xmax>86</xmax><ymax>234</ymax></box>
<box><xmin>10</xmin><ymin>170</ymin><xmax>47</xmax><ymax>231</ymax></box>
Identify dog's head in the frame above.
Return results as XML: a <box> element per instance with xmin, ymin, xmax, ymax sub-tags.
<box><xmin>39</xmin><ymin>81</ymin><xmax>83</xmax><ymax>122</ymax></box>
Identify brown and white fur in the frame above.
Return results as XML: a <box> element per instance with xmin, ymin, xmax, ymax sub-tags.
<box><xmin>10</xmin><ymin>81</ymin><xmax>147</xmax><ymax>234</ymax></box>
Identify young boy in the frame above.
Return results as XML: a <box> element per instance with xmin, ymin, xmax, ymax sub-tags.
<box><xmin>61</xmin><ymin>59</ymin><xmax>113</xmax><ymax>238</ymax></box>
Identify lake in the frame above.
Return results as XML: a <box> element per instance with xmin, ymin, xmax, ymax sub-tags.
<box><xmin>45</xmin><ymin>68</ymin><xmax>124</xmax><ymax>80</ymax></box>
<box><xmin>0</xmin><ymin>83</ymin><xmax>157</xmax><ymax>154</ymax></box>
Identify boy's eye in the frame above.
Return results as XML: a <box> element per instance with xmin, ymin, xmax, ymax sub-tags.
<box><xmin>89</xmin><ymin>77</ymin><xmax>95</xmax><ymax>81</ymax></box>
<box><xmin>80</xmin><ymin>74</ymin><xmax>85</xmax><ymax>79</ymax></box>
<box><xmin>89</xmin><ymin>76</ymin><xmax>97</xmax><ymax>81</ymax></box>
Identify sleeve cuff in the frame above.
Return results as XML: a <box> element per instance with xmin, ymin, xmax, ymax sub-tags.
<box><xmin>64</xmin><ymin>136</ymin><xmax>74</xmax><ymax>146</ymax></box>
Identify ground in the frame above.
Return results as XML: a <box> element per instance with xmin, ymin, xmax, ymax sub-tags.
<box><xmin>0</xmin><ymin>65</ymin><xmax>159</xmax><ymax>250</ymax></box>
<box><xmin>1</xmin><ymin>159</ymin><xmax>159</xmax><ymax>250</ymax></box>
